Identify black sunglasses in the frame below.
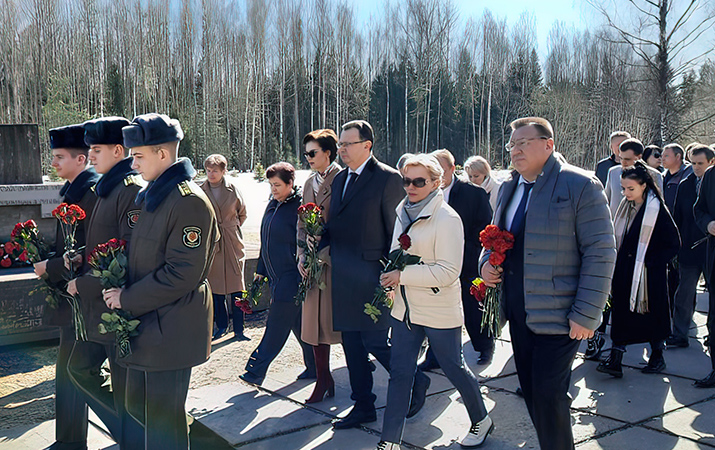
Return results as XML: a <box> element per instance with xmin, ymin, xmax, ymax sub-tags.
<box><xmin>403</xmin><ymin>177</ymin><xmax>428</xmax><ymax>188</ymax></box>
<box><xmin>303</xmin><ymin>150</ymin><xmax>321</xmax><ymax>158</ymax></box>
<box><xmin>653</xmin><ymin>152</ymin><xmax>662</xmax><ymax>158</ymax></box>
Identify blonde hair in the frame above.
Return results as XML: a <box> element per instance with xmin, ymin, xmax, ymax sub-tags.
<box><xmin>401</xmin><ymin>154</ymin><xmax>443</xmax><ymax>182</ymax></box>
<box><xmin>464</xmin><ymin>155</ymin><xmax>491</xmax><ymax>177</ymax></box>
<box><xmin>431</xmin><ymin>149</ymin><xmax>455</xmax><ymax>168</ymax></box>
<box><xmin>204</xmin><ymin>154</ymin><xmax>228</xmax><ymax>171</ymax></box>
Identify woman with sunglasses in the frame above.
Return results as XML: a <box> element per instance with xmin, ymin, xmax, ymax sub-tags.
<box><xmin>298</xmin><ymin>129</ymin><xmax>342</xmax><ymax>403</ymax></box>
<box><xmin>643</xmin><ymin>145</ymin><xmax>665</xmax><ymax>173</ymax></box>
<box><xmin>375</xmin><ymin>154</ymin><xmax>492</xmax><ymax>450</ymax></box>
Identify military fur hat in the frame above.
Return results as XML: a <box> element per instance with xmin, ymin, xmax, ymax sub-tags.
<box><xmin>122</xmin><ymin>113</ymin><xmax>184</xmax><ymax>148</ymax></box>
<box><xmin>49</xmin><ymin>124</ymin><xmax>89</xmax><ymax>150</ymax></box>
<box><xmin>84</xmin><ymin>116</ymin><xmax>131</xmax><ymax>146</ymax></box>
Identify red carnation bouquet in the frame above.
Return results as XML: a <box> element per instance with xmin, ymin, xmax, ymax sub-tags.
<box><xmin>295</xmin><ymin>202</ymin><xmax>326</xmax><ymax>304</ymax></box>
<box><xmin>11</xmin><ymin>220</ymin><xmax>51</xmax><ymax>264</ymax></box>
<box><xmin>470</xmin><ymin>225</ymin><xmax>514</xmax><ymax>337</ymax></box>
<box><xmin>52</xmin><ymin>202</ymin><xmax>88</xmax><ymax>341</ymax></box>
<box><xmin>364</xmin><ymin>232</ymin><xmax>421</xmax><ymax>323</ymax></box>
<box><xmin>234</xmin><ymin>275</ymin><xmax>268</xmax><ymax>314</ymax></box>
<box><xmin>1</xmin><ymin>240</ymin><xmax>23</xmax><ymax>268</ymax></box>
<box><xmin>10</xmin><ymin>219</ymin><xmax>68</xmax><ymax>309</ymax></box>
<box><xmin>88</xmin><ymin>238</ymin><xmax>139</xmax><ymax>358</ymax></box>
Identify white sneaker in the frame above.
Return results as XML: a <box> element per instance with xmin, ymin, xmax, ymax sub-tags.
<box><xmin>459</xmin><ymin>414</ymin><xmax>494</xmax><ymax>448</ymax></box>
<box><xmin>376</xmin><ymin>441</ymin><xmax>401</xmax><ymax>450</ymax></box>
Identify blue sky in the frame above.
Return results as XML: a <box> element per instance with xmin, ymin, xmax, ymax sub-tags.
<box><xmin>354</xmin><ymin>0</ymin><xmax>596</xmax><ymax>57</ymax></box>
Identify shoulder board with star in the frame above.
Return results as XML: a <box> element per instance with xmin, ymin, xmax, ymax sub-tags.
<box><xmin>178</xmin><ymin>180</ymin><xmax>193</xmax><ymax>197</ymax></box>
<box><xmin>124</xmin><ymin>175</ymin><xmax>141</xmax><ymax>186</ymax></box>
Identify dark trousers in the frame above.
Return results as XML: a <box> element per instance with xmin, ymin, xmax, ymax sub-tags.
<box><xmin>668</xmin><ymin>259</ymin><xmax>680</xmax><ymax>315</ymax></box>
<box><xmin>245</xmin><ymin>300</ymin><xmax>315</xmax><ymax>378</ymax></box>
<box><xmin>503</xmin><ymin>222</ymin><xmax>578</xmax><ymax>450</ymax></box>
<box><xmin>125</xmin><ymin>367</ymin><xmax>192</xmax><ymax>450</ymax></box>
<box><xmin>460</xmin><ymin>281</ymin><xmax>495</xmax><ymax>353</ymax></box>
<box><xmin>709</xmin><ymin>284</ymin><xmax>715</xmax><ymax>370</ymax></box>
<box><xmin>382</xmin><ymin>318</ymin><xmax>487</xmax><ymax>443</ymax></box>
<box><xmin>341</xmin><ymin>328</ymin><xmax>392</xmax><ymax>409</ymax></box>
<box><xmin>596</xmin><ymin>308</ymin><xmax>611</xmax><ymax>334</ymax></box>
<box><xmin>672</xmin><ymin>264</ymin><xmax>704</xmax><ymax>341</ymax></box>
<box><xmin>68</xmin><ymin>340</ymin><xmax>143</xmax><ymax>449</ymax></box>
<box><xmin>509</xmin><ymin>318</ymin><xmax>580</xmax><ymax>450</ymax></box>
<box><xmin>213</xmin><ymin>292</ymin><xmax>245</xmax><ymax>334</ymax></box>
<box><xmin>55</xmin><ymin>325</ymin><xmax>88</xmax><ymax>448</ymax></box>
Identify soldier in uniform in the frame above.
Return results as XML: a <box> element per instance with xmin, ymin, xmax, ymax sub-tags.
<box><xmin>102</xmin><ymin>113</ymin><xmax>219</xmax><ymax>450</ymax></box>
<box><xmin>34</xmin><ymin>124</ymin><xmax>99</xmax><ymax>450</ymax></box>
<box><xmin>65</xmin><ymin>116</ymin><xmax>144</xmax><ymax>448</ymax></box>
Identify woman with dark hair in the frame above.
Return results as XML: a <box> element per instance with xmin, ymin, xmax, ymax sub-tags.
<box><xmin>239</xmin><ymin>162</ymin><xmax>316</xmax><ymax>385</ymax></box>
<box><xmin>298</xmin><ymin>129</ymin><xmax>342</xmax><ymax>403</ymax></box>
<box><xmin>598</xmin><ymin>160</ymin><xmax>680</xmax><ymax>378</ymax></box>
<box><xmin>643</xmin><ymin>145</ymin><xmax>664</xmax><ymax>172</ymax></box>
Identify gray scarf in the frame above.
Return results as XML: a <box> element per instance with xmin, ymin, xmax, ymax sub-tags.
<box><xmin>402</xmin><ymin>188</ymin><xmax>439</xmax><ymax>224</ymax></box>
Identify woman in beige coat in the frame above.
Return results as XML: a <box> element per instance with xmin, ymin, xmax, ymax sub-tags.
<box><xmin>298</xmin><ymin>129</ymin><xmax>342</xmax><ymax>403</ymax></box>
<box><xmin>202</xmin><ymin>154</ymin><xmax>249</xmax><ymax>341</ymax></box>
<box><xmin>376</xmin><ymin>154</ymin><xmax>492</xmax><ymax>450</ymax></box>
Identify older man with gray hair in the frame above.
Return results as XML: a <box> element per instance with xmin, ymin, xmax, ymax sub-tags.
<box><xmin>480</xmin><ymin>117</ymin><xmax>616</xmax><ymax>450</ymax></box>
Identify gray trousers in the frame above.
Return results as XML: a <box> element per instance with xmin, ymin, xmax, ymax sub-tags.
<box><xmin>672</xmin><ymin>263</ymin><xmax>704</xmax><ymax>341</ymax></box>
<box><xmin>381</xmin><ymin>317</ymin><xmax>488</xmax><ymax>444</ymax></box>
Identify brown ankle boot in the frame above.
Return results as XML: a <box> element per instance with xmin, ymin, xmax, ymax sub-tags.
<box><xmin>306</xmin><ymin>344</ymin><xmax>335</xmax><ymax>403</ymax></box>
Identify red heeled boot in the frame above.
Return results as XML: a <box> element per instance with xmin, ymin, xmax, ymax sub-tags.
<box><xmin>305</xmin><ymin>344</ymin><xmax>335</xmax><ymax>403</ymax></box>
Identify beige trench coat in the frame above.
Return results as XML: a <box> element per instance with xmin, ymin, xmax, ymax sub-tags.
<box><xmin>201</xmin><ymin>176</ymin><xmax>248</xmax><ymax>295</ymax></box>
<box><xmin>391</xmin><ymin>190</ymin><xmax>466</xmax><ymax>329</ymax></box>
<box><xmin>298</xmin><ymin>163</ymin><xmax>342</xmax><ymax>345</ymax></box>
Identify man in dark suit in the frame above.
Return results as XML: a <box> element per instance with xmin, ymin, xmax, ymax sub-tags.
<box><xmin>480</xmin><ymin>117</ymin><xmax>615</xmax><ymax>449</ymax></box>
<box><xmin>418</xmin><ymin>149</ymin><xmax>493</xmax><ymax>370</ymax></box>
<box><xmin>594</xmin><ymin>131</ymin><xmax>629</xmax><ymax>186</ymax></box>
<box><xmin>669</xmin><ymin>144</ymin><xmax>713</xmax><ymax>349</ymax></box>
<box><xmin>693</xmin><ymin>144</ymin><xmax>715</xmax><ymax>388</ymax></box>
<box><xmin>327</xmin><ymin>120</ymin><xmax>429</xmax><ymax>429</ymax></box>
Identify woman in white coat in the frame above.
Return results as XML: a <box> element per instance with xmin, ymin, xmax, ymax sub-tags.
<box><xmin>375</xmin><ymin>154</ymin><xmax>493</xmax><ymax>450</ymax></box>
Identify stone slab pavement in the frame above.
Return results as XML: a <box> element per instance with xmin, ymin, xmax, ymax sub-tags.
<box><xmin>2</xmin><ymin>293</ymin><xmax>714</xmax><ymax>449</ymax></box>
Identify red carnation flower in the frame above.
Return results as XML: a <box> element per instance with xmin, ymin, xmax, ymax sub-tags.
<box><xmin>0</xmin><ymin>256</ymin><xmax>11</xmax><ymax>268</ymax></box>
<box><xmin>398</xmin><ymin>233</ymin><xmax>412</xmax><ymax>251</ymax></box>
<box><xmin>18</xmin><ymin>250</ymin><xmax>28</xmax><ymax>263</ymax></box>
<box><xmin>489</xmin><ymin>252</ymin><xmax>505</xmax><ymax>267</ymax></box>
<box><xmin>24</xmin><ymin>219</ymin><xmax>37</xmax><ymax>228</ymax></box>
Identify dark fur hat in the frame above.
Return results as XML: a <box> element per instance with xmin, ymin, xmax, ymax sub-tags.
<box><xmin>84</xmin><ymin>116</ymin><xmax>131</xmax><ymax>146</ymax></box>
<box><xmin>122</xmin><ymin>113</ymin><xmax>184</xmax><ymax>148</ymax></box>
<box><xmin>49</xmin><ymin>124</ymin><xmax>89</xmax><ymax>150</ymax></box>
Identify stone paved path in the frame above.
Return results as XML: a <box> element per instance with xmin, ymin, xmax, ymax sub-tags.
<box><xmin>2</xmin><ymin>294</ymin><xmax>713</xmax><ymax>449</ymax></box>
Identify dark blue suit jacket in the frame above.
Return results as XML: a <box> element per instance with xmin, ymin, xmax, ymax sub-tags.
<box><xmin>326</xmin><ymin>156</ymin><xmax>405</xmax><ymax>331</ymax></box>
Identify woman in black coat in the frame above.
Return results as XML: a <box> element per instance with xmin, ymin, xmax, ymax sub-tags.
<box><xmin>598</xmin><ymin>161</ymin><xmax>680</xmax><ymax>378</ymax></box>
<box><xmin>239</xmin><ymin>162</ymin><xmax>316</xmax><ymax>385</ymax></box>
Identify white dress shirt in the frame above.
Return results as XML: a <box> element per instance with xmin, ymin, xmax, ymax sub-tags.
<box><xmin>504</xmin><ymin>176</ymin><xmax>535</xmax><ymax>231</ymax></box>
<box><xmin>342</xmin><ymin>156</ymin><xmax>371</xmax><ymax>198</ymax></box>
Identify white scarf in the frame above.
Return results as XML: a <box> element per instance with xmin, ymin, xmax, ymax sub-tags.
<box><xmin>613</xmin><ymin>191</ymin><xmax>660</xmax><ymax>313</ymax></box>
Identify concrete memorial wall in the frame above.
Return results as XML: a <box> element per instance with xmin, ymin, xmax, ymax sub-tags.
<box><xmin>0</xmin><ymin>124</ymin><xmax>60</xmax><ymax>345</ymax></box>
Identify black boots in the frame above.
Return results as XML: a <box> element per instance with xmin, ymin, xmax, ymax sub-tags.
<box><xmin>597</xmin><ymin>348</ymin><xmax>624</xmax><ymax>378</ymax></box>
<box><xmin>642</xmin><ymin>348</ymin><xmax>666</xmax><ymax>374</ymax></box>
